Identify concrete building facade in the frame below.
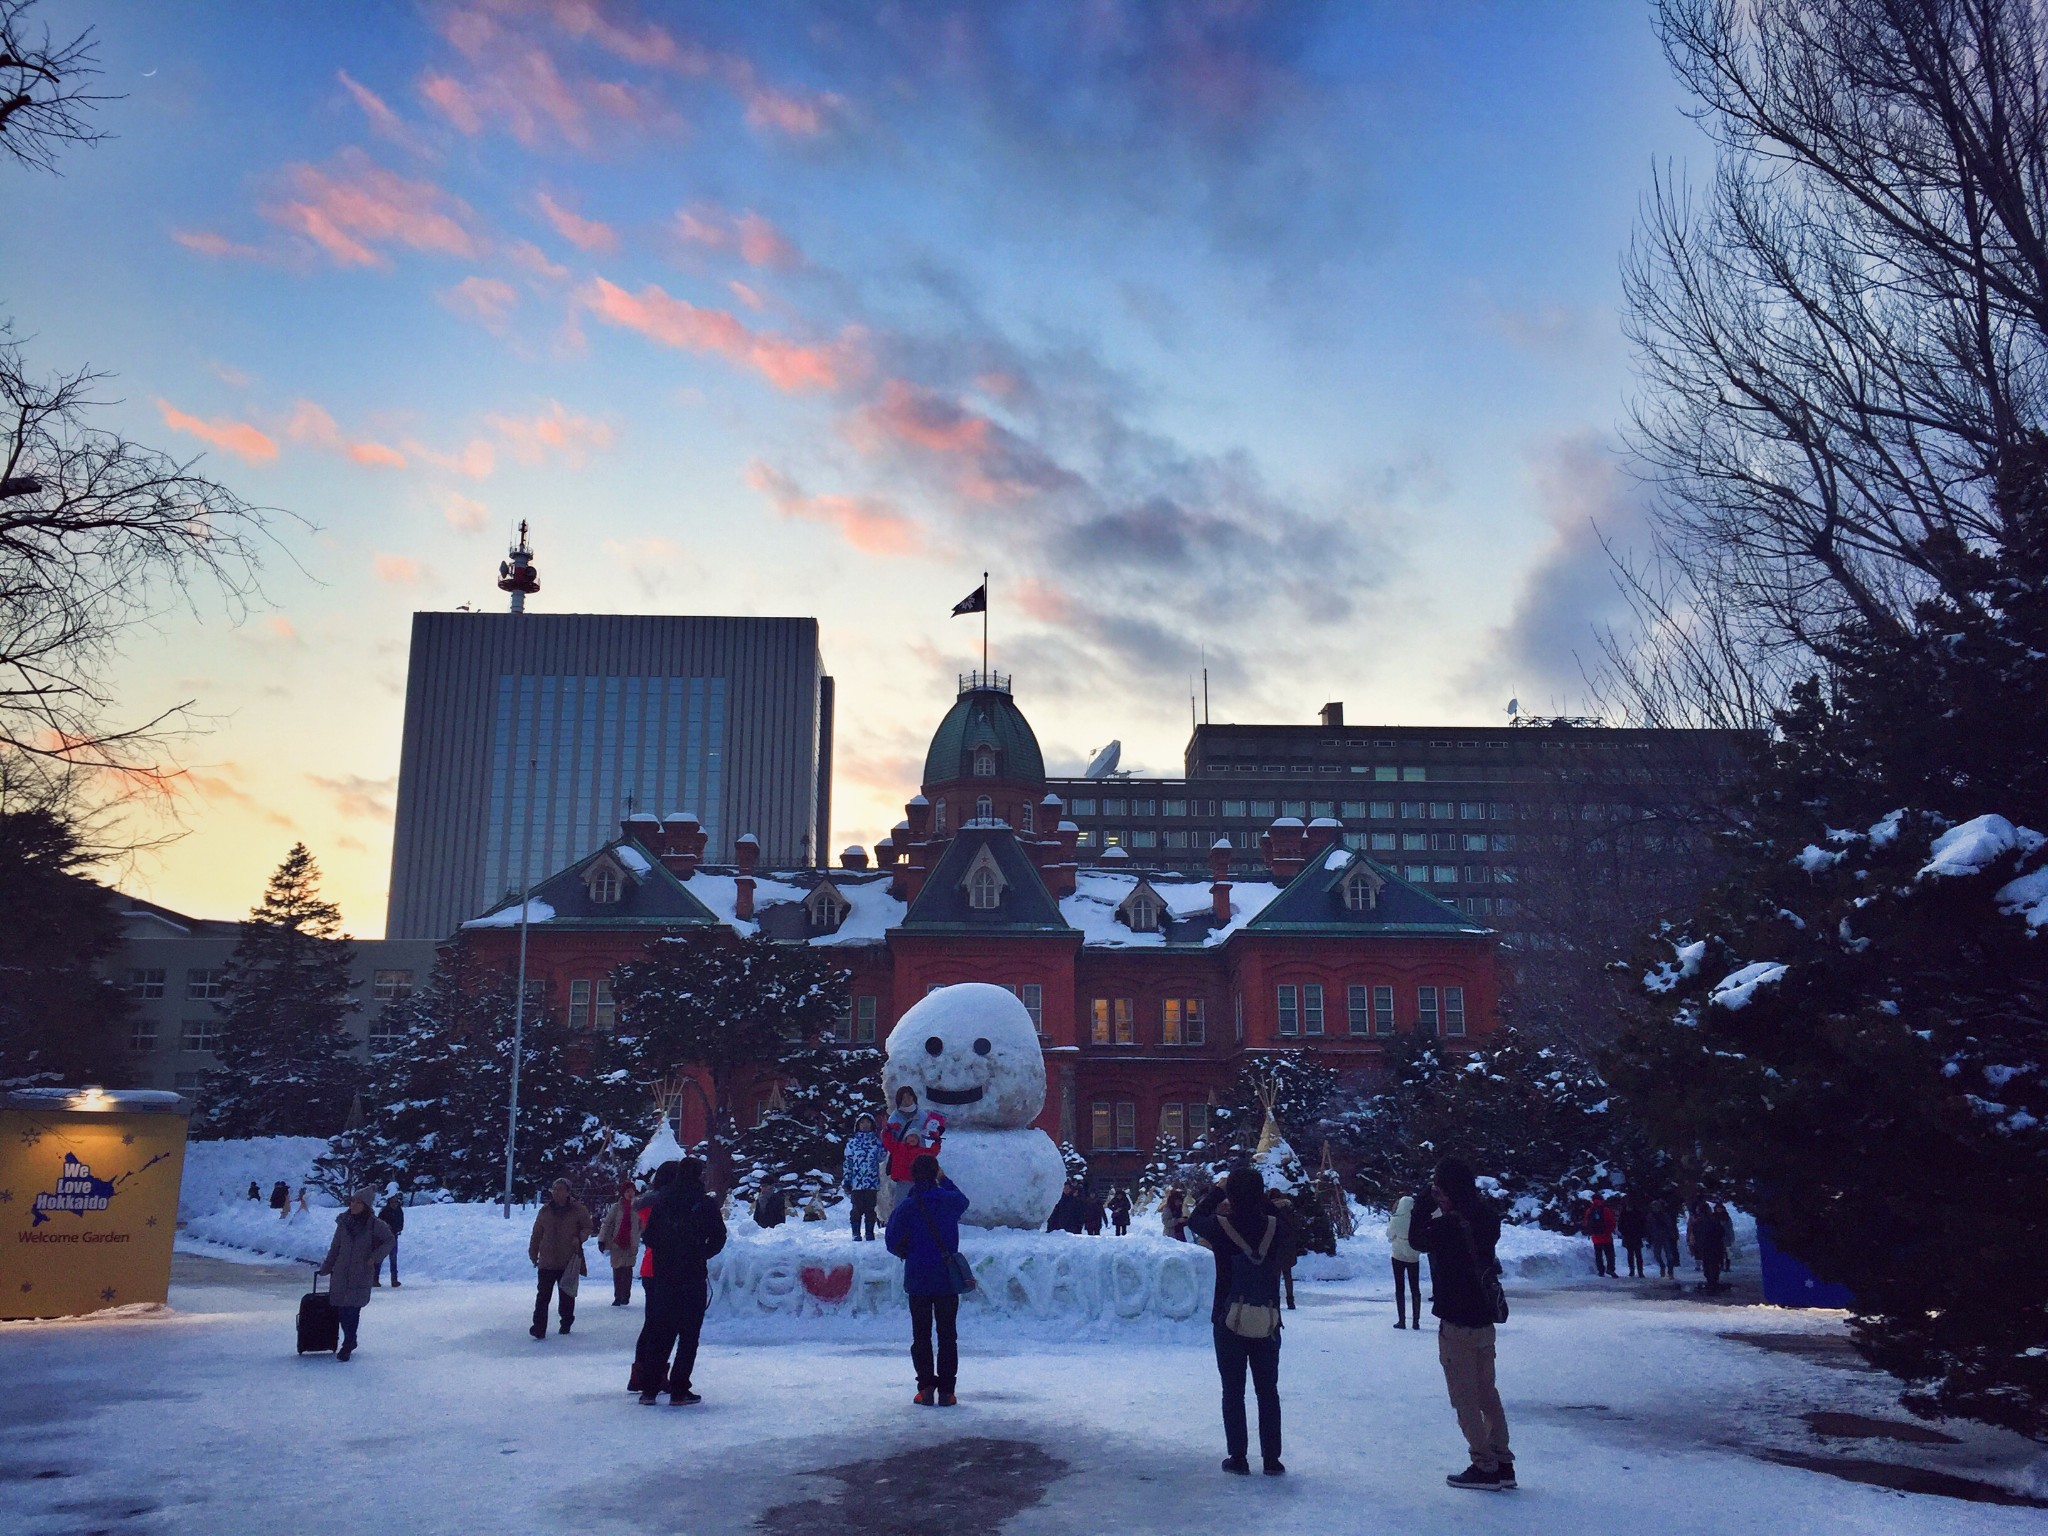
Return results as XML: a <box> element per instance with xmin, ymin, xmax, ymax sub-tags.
<box><xmin>385</xmin><ymin>612</ymin><xmax>831</xmax><ymax>940</ymax></box>
<box><xmin>110</xmin><ymin>895</ymin><xmax>438</xmax><ymax>1095</ymax></box>
<box><xmin>1046</xmin><ymin>703</ymin><xmax>1749</xmax><ymax>942</ymax></box>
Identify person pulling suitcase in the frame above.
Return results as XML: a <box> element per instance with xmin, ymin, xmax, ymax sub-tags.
<box><xmin>314</xmin><ymin>1190</ymin><xmax>395</xmax><ymax>1362</ymax></box>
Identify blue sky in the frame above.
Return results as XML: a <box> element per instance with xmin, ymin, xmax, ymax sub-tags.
<box><xmin>1</xmin><ymin>1</ymin><xmax>1706</xmax><ymax>930</ymax></box>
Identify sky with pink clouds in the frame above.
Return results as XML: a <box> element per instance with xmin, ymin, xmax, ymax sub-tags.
<box><xmin>1</xmin><ymin>1</ymin><xmax>1708</xmax><ymax>934</ymax></box>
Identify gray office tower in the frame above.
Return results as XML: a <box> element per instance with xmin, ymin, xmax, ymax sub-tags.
<box><xmin>386</xmin><ymin>613</ymin><xmax>832</xmax><ymax>939</ymax></box>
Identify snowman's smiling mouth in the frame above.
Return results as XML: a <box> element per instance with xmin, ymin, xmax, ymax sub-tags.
<box><xmin>926</xmin><ymin>1086</ymin><xmax>984</xmax><ymax>1105</ymax></box>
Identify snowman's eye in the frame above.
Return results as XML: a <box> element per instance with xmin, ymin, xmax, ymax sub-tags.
<box><xmin>973</xmin><ymin>1037</ymin><xmax>992</xmax><ymax>1055</ymax></box>
<box><xmin>924</xmin><ymin>1036</ymin><xmax>944</xmax><ymax>1056</ymax></box>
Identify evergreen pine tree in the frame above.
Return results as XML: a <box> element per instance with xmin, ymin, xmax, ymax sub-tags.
<box><xmin>0</xmin><ymin>794</ymin><xmax>131</xmax><ymax>1086</ymax></box>
<box><xmin>1333</xmin><ymin>1028</ymin><xmax>1654</xmax><ymax>1230</ymax></box>
<box><xmin>1055</xmin><ymin>1139</ymin><xmax>1089</xmax><ymax>1184</ymax></box>
<box><xmin>729</xmin><ymin>1043</ymin><xmax>884</xmax><ymax>1207</ymax></box>
<box><xmin>1188</xmin><ymin>1049</ymin><xmax>1342</xmax><ymax>1172</ymax></box>
<box><xmin>611</xmin><ymin>931</ymin><xmax>846</xmax><ymax>1192</ymax></box>
<box><xmin>318</xmin><ymin>943</ymin><xmax>643</xmax><ymax>1201</ymax></box>
<box><xmin>196</xmin><ymin>844</ymin><xmax>360</xmax><ymax>1137</ymax></box>
<box><xmin>1608</xmin><ymin>443</ymin><xmax>2048</xmax><ymax>1438</ymax></box>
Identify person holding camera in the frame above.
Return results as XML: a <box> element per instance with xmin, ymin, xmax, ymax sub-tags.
<box><xmin>1407</xmin><ymin>1156</ymin><xmax>1514</xmax><ymax>1492</ymax></box>
<box><xmin>885</xmin><ymin>1152</ymin><xmax>972</xmax><ymax>1406</ymax></box>
<box><xmin>1187</xmin><ymin>1167</ymin><xmax>1290</xmax><ymax>1476</ymax></box>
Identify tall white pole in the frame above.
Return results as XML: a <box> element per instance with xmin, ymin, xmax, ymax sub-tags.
<box><xmin>502</xmin><ymin>746</ymin><xmax>535</xmax><ymax>1217</ymax></box>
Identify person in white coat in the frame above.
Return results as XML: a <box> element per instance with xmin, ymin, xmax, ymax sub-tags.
<box><xmin>1387</xmin><ymin>1194</ymin><xmax>1423</xmax><ymax>1329</ymax></box>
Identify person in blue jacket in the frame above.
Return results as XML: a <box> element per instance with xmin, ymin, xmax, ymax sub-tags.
<box><xmin>884</xmin><ymin>1152</ymin><xmax>970</xmax><ymax>1406</ymax></box>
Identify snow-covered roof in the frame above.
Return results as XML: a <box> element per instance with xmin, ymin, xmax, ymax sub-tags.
<box><xmin>466</xmin><ymin>898</ymin><xmax>555</xmax><ymax>928</ymax></box>
<box><xmin>1059</xmin><ymin>869</ymin><xmax>1281</xmax><ymax>948</ymax></box>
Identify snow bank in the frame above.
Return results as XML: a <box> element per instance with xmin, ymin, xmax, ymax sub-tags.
<box><xmin>178</xmin><ymin>1136</ymin><xmax>332</xmax><ymax>1221</ymax></box>
<box><xmin>185</xmin><ymin>1194</ymin><xmax>1598</xmax><ymax>1324</ymax></box>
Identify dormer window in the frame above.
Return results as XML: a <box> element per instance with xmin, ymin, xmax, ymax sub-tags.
<box><xmin>1341</xmin><ymin>865</ymin><xmax>1383</xmax><ymax>913</ymax></box>
<box><xmin>976</xmin><ymin>795</ymin><xmax>994</xmax><ymax>822</ymax></box>
<box><xmin>973</xmin><ymin>751</ymin><xmax>996</xmax><ymax>778</ymax></box>
<box><xmin>1117</xmin><ymin>879</ymin><xmax>1168</xmax><ymax>933</ymax></box>
<box><xmin>590</xmin><ymin>865</ymin><xmax>621</xmax><ymax>904</ymax></box>
<box><xmin>962</xmin><ymin>844</ymin><xmax>1009</xmax><ymax>911</ymax></box>
<box><xmin>804</xmin><ymin>880</ymin><xmax>851</xmax><ymax>935</ymax></box>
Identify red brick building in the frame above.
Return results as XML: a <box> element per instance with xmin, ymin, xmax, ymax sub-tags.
<box><xmin>462</xmin><ymin>674</ymin><xmax>1498</xmax><ymax>1173</ymax></box>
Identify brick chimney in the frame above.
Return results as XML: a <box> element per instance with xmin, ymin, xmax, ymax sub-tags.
<box><xmin>622</xmin><ymin>811</ymin><xmax>661</xmax><ymax>845</ymax></box>
<box><xmin>1304</xmin><ymin>817</ymin><xmax>1342</xmax><ymax>862</ymax></box>
<box><xmin>734</xmin><ymin>833</ymin><xmax>760</xmax><ymax>920</ymax></box>
<box><xmin>904</xmin><ymin>795</ymin><xmax>932</xmax><ymax>840</ymax></box>
<box><xmin>1262</xmin><ymin>818</ymin><xmax>1306</xmax><ymax>883</ymax></box>
<box><xmin>1208</xmin><ymin>837</ymin><xmax>1234</xmax><ymax>923</ymax></box>
<box><xmin>839</xmin><ymin>845</ymin><xmax>870</xmax><ymax>870</ymax></box>
<box><xmin>660</xmin><ymin>811</ymin><xmax>705</xmax><ymax>879</ymax></box>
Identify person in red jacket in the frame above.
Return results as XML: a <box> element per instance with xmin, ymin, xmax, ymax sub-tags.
<box><xmin>1582</xmin><ymin>1192</ymin><xmax>1619</xmax><ymax>1278</ymax></box>
<box><xmin>881</xmin><ymin>1087</ymin><xmax>945</xmax><ymax>1213</ymax></box>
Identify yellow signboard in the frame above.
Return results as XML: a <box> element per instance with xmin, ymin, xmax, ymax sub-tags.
<box><xmin>1</xmin><ymin>1089</ymin><xmax>190</xmax><ymax>1320</ymax></box>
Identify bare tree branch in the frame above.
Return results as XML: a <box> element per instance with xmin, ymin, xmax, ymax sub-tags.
<box><xmin>0</xmin><ymin>0</ymin><xmax>111</xmax><ymax>173</ymax></box>
<box><xmin>0</xmin><ymin>328</ymin><xmax>286</xmax><ymax>790</ymax></box>
<box><xmin>1625</xmin><ymin>0</ymin><xmax>2048</xmax><ymax>673</ymax></box>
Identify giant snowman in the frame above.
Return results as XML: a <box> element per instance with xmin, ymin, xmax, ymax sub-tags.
<box><xmin>882</xmin><ymin>982</ymin><xmax>1065</xmax><ymax>1229</ymax></box>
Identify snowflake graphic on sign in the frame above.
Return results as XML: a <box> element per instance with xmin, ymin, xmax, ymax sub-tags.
<box><xmin>30</xmin><ymin>1152</ymin><xmax>115</xmax><ymax>1227</ymax></box>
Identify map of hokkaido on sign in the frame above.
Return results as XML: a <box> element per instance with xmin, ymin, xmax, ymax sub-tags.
<box><xmin>31</xmin><ymin>1152</ymin><xmax>119</xmax><ymax>1226</ymax></box>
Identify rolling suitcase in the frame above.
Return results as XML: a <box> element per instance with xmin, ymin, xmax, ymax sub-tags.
<box><xmin>297</xmin><ymin>1268</ymin><xmax>340</xmax><ymax>1354</ymax></box>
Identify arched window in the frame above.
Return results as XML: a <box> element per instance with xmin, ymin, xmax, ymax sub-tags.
<box><xmin>976</xmin><ymin>795</ymin><xmax>993</xmax><ymax>822</ymax></box>
<box><xmin>969</xmin><ymin>866</ymin><xmax>1001</xmax><ymax>910</ymax></box>
<box><xmin>1344</xmin><ymin>871</ymin><xmax>1376</xmax><ymax>911</ymax></box>
<box><xmin>1021</xmin><ymin>802</ymin><xmax>1035</xmax><ymax>833</ymax></box>
<box><xmin>590</xmin><ymin>866</ymin><xmax>621</xmax><ymax>904</ymax></box>
<box><xmin>934</xmin><ymin>800</ymin><xmax>947</xmax><ymax>834</ymax></box>
<box><xmin>974</xmin><ymin>751</ymin><xmax>996</xmax><ymax>778</ymax></box>
<box><xmin>1127</xmin><ymin>895</ymin><xmax>1160</xmax><ymax>932</ymax></box>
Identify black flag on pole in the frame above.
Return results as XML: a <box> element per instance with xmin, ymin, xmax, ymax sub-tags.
<box><xmin>951</xmin><ymin>582</ymin><xmax>987</xmax><ymax>616</ymax></box>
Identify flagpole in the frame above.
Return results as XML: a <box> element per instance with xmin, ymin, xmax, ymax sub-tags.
<box><xmin>981</xmin><ymin>569</ymin><xmax>989</xmax><ymax>677</ymax></box>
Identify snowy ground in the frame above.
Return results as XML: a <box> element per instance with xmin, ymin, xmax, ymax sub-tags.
<box><xmin>5</xmin><ymin>1240</ymin><xmax>2043</xmax><ymax>1534</ymax></box>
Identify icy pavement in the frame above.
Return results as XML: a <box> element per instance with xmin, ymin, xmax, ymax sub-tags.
<box><xmin>2</xmin><ymin>1252</ymin><xmax>2043</xmax><ymax>1536</ymax></box>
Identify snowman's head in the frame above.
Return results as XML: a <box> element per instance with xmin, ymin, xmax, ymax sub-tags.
<box><xmin>882</xmin><ymin>982</ymin><xmax>1045</xmax><ymax>1130</ymax></box>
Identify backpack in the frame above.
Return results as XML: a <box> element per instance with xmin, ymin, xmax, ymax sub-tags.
<box><xmin>1215</xmin><ymin>1214</ymin><xmax>1283</xmax><ymax>1340</ymax></box>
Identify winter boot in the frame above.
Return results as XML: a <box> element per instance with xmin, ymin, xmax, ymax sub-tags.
<box><xmin>914</xmin><ymin>1389</ymin><xmax>935</xmax><ymax>1406</ymax></box>
<box><xmin>670</xmin><ymin>1390</ymin><xmax>702</xmax><ymax>1405</ymax></box>
<box><xmin>938</xmin><ymin>1391</ymin><xmax>958</xmax><ymax>1407</ymax></box>
<box><xmin>1220</xmin><ymin>1457</ymin><xmax>1250</xmax><ymax>1476</ymax></box>
<box><xmin>1263</xmin><ymin>1459</ymin><xmax>1286</xmax><ymax>1476</ymax></box>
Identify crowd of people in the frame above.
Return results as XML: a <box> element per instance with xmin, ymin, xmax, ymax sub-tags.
<box><xmin>1577</xmin><ymin>1190</ymin><xmax>1738</xmax><ymax>1292</ymax></box>
<box><xmin>300</xmin><ymin>1111</ymin><xmax>1754</xmax><ymax>1497</ymax></box>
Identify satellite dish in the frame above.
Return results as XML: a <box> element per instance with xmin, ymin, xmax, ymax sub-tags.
<box><xmin>1506</xmin><ymin>698</ymin><xmax>1520</xmax><ymax>716</ymax></box>
<box><xmin>1084</xmin><ymin>740</ymin><xmax>1122</xmax><ymax>780</ymax></box>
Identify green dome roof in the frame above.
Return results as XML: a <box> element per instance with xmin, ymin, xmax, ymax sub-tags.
<box><xmin>923</xmin><ymin>680</ymin><xmax>1046</xmax><ymax>786</ymax></box>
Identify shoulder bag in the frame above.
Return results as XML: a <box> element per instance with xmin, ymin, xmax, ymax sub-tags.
<box><xmin>913</xmin><ymin>1190</ymin><xmax>977</xmax><ymax>1294</ymax></box>
<box><xmin>1215</xmin><ymin>1214</ymin><xmax>1282</xmax><ymax>1340</ymax></box>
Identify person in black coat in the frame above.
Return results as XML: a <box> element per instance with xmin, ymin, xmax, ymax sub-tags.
<box><xmin>1045</xmin><ymin>1181</ymin><xmax>1087</xmax><ymax>1234</ymax></box>
<box><xmin>269</xmin><ymin>1179</ymin><xmax>291</xmax><ymax>1219</ymax></box>
<box><xmin>753</xmin><ymin>1186</ymin><xmax>788</xmax><ymax>1229</ymax></box>
<box><xmin>1187</xmin><ymin>1168</ymin><xmax>1290</xmax><ymax>1477</ymax></box>
<box><xmin>375</xmin><ymin>1193</ymin><xmax>405</xmax><ymax>1287</ymax></box>
<box><xmin>632</xmin><ymin>1158</ymin><xmax>728</xmax><ymax>1405</ymax></box>
<box><xmin>1082</xmin><ymin>1187</ymin><xmax>1106</xmax><ymax>1237</ymax></box>
<box><xmin>1615</xmin><ymin>1196</ymin><xmax>1648</xmax><ymax>1279</ymax></box>
<box><xmin>1407</xmin><ymin>1156</ymin><xmax>1515</xmax><ymax>1492</ymax></box>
